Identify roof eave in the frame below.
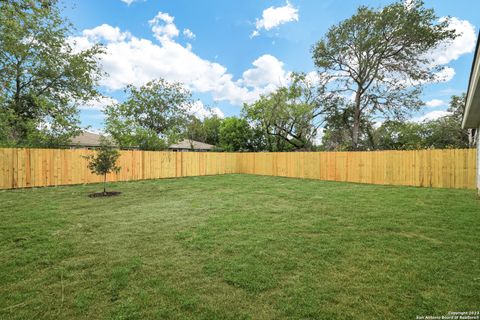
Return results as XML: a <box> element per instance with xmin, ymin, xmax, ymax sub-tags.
<box><xmin>462</xmin><ymin>32</ymin><xmax>480</xmax><ymax>129</ymax></box>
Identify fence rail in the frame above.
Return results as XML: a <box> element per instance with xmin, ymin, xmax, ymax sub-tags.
<box><xmin>0</xmin><ymin>148</ymin><xmax>476</xmax><ymax>190</ymax></box>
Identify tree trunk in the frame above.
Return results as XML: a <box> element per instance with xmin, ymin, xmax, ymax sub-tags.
<box><xmin>14</xmin><ymin>61</ymin><xmax>22</xmax><ymax>113</ymax></box>
<box><xmin>12</xmin><ymin>61</ymin><xmax>23</xmax><ymax>142</ymax></box>
<box><xmin>351</xmin><ymin>88</ymin><xmax>362</xmax><ymax>150</ymax></box>
<box><xmin>103</xmin><ymin>174</ymin><xmax>107</xmax><ymax>195</ymax></box>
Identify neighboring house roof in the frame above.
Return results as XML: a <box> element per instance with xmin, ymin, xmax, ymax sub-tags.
<box><xmin>169</xmin><ymin>139</ymin><xmax>215</xmax><ymax>150</ymax></box>
<box><xmin>463</xmin><ymin>32</ymin><xmax>480</xmax><ymax>129</ymax></box>
<box><xmin>69</xmin><ymin>131</ymin><xmax>111</xmax><ymax>147</ymax></box>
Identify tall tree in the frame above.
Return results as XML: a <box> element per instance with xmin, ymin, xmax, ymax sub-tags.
<box><xmin>104</xmin><ymin>79</ymin><xmax>191</xmax><ymax>150</ymax></box>
<box><xmin>185</xmin><ymin>115</ymin><xmax>223</xmax><ymax>146</ymax></box>
<box><xmin>321</xmin><ymin>104</ymin><xmax>376</xmax><ymax>151</ymax></box>
<box><xmin>0</xmin><ymin>0</ymin><xmax>104</xmax><ymax>146</ymax></box>
<box><xmin>244</xmin><ymin>73</ymin><xmax>334</xmax><ymax>151</ymax></box>
<box><xmin>218</xmin><ymin>117</ymin><xmax>261</xmax><ymax>152</ymax></box>
<box><xmin>312</xmin><ymin>0</ymin><xmax>456</xmax><ymax>149</ymax></box>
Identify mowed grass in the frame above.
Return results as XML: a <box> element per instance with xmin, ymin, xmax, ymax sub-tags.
<box><xmin>0</xmin><ymin>174</ymin><xmax>479</xmax><ymax>319</ymax></box>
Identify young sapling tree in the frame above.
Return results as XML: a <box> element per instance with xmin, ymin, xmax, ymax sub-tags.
<box><xmin>84</xmin><ymin>140</ymin><xmax>121</xmax><ymax>196</ymax></box>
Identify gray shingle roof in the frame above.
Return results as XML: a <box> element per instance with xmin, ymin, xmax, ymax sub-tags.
<box><xmin>69</xmin><ymin>131</ymin><xmax>114</xmax><ymax>147</ymax></box>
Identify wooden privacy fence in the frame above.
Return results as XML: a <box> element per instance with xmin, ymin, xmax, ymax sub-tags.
<box><xmin>0</xmin><ymin>149</ymin><xmax>238</xmax><ymax>190</ymax></box>
<box><xmin>0</xmin><ymin>148</ymin><xmax>476</xmax><ymax>190</ymax></box>
<box><xmin>238</xmin><ymin>149</ymin><xmax>477</xmax><ymax>189</ymax></box>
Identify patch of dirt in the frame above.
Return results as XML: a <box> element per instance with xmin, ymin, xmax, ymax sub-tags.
<box><xmin>88</xmin><ymin>191</ymin><xmax>121</xmax><ymax>198</ymax></box>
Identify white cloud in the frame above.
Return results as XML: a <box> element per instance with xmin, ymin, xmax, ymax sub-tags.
<box><xmin>423</xmin><ymin>17</ymin><xmax>476</xmax><ymax>83</ymax></box>
<box><xmin>251</xmin><ymin>1</ymin><xmax>299</xmax><ymax>38</ymax></box>
<box><xmin>235</xmin><ymin>54</ymin><xmax>291</xmax><ymax>103</ymax></box>
<box><xmin>424</xmin><ymin>99</ymin><xmax>445</xmax><ymax>108</ymax></box>
<box><xmin>241</xmin><ymin>54</ymin><xmax>288</xmax><ymax>88</ymax></box>
<box><xmin>85</xmin><ymin>128</ymin><xmax>105</xmax><ymax>135</ymax></box>
<box><xmin>70</xmin><ymin>14</ymin><xmax>292</xmax><ymax>106</ymax></box>
<box><xmin>185</xmin><ymin>101</ymin><xmax>225</xmax><ymax>120</ymax></box>
<box><xmin>382</xmin><ymin>17</ymin><xmax>474</xmax><ymax>86</ymax></box>
<box><xmin>433</xmin><ymin>66</ymin><xmax>456</xmax><ymax>82</ymax></box>
<box><xmin>305</xmin><ymin>71</ymin><xmax>324</xmax><ymax>85</ymax></box>
<box><xmin>412</xmin><ymin>110</ymin><xmax>451</xmax><ymax>123</ymax></box>
<box><xmin>149</xmin><ymin>12</ymin><xmax>179</xmax><ymax>42</ymax></box>
<box><xmin>183</xmin><ymin>28</ymin><xmax>196</xmax><ymax>39</ymax></box>
<box><xmin>429</xmin><ymin>17</ymin><xmax>476</xmax><ymax>66</ymax></box>
<box><xmin>82</xmin><ymin>24</ymin><xmax>131</xmax><ymax>43</ymax></box>
<box><xmin>80</xmin><ymin>96</ymin><xmax>119</xmax><ymax>110</ymax></box>
<box><xmin>120</xmin><ymin>0</ymin><xmax>145</xmax><ymax>5</ymax></box>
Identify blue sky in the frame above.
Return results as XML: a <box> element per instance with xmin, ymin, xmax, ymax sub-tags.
<box><xmin>63</xmin><ymin>0</ymin><xmax>479</xmax><ymax>131</ymax></box>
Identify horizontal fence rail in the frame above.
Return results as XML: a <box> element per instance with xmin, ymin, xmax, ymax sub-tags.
<box><xmin>0</xmin><ymin>148</ymin><xmax>476</xmax><ymax>190</ymax></box>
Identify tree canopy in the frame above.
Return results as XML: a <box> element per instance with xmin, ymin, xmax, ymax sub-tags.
<box><xmin>218</xmin><ymin>117</ymin><xmax>261</xmax><ymax>152</ymax></box>
<box><xmin>312</xmin><ymin>0</ymin><xmax>457</xmax><ymax>150</ymax></box>
<box><xmin>104</xmin><ymin>79</ymin><xmax>191</xmax><ymax>150</ymax></box>
<box><xmin>0</xmin><ymin>0</ymin><xmax>104</xmax><ymax>147</ymax></box>
<box><xmin>320</xmin><ymin>93</ymin><xmax>474</xmax><ymax>151</ymax></box>
<box><xmin>243</xmin><ymin>73</ymin><xmax>334</xmax><ymax>151</ymax></box>
<box><xmin>185</xmin><ymin>115</ymin><xmax>223</xmax><ymax>146</ymax></box>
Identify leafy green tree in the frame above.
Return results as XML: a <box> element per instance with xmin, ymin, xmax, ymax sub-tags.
<box><xmin>218</xmin><ymin>117</ymin><xmax>256</xmax><ymax>151</ymax></box>
<box><xmin>0</xmin><ymin>108</ymin><xmax>16</xmax><ymax>147</ymax></box>
<box><xmin>185</xmin><ymin>115</ymin><xmax>223</xmax><ymax>146</ymax></box>
<box><xmin>446</xmin><ymin>93</ymin><xmax>475</xmax><ymax>148</ymax></box>
<box><xmin>244</xmin><ymin>73</ymin><xmax>333</xmax><ymax>151</ymax></box>
<box><xmin>104</xmin><ymin>111</ymin><xmax>167</xmax><ymax>150</ymax></box>
<box><xmin>370</xmin><ymin>94</ymin><xmax>474</xmax><ymax>150</ymax></box>
<box><xmin>422</xmin><ymin>118</ymin><xmax>468</xmax><ymax>149</ymax></box>
<box><xmin>249</xmin><ymin>125</ymin><xmax>270</xmax><ymax>152</ymax></box>
<box><xmin>105</xmin><ymin>79</ymin><xmax>190</xmax><ymax>150</ymax></box>
<box><xmin>202</xmin><ymin>116</ymin><xmax>223</xmax><ymax>145</ymax></box>
<box><xmin>423</xmin><ymin>94</ymin><xmax>474</xmax><ymax>149</ymax></box>
<box><xmin>0</xmin><ymin>0</ymin><xmax>104</xmax><ymax>146</ymax></box>
<box><xmin>322</xmin><ymin>105</ymin><xmax>355</xmax><ymax>150</ymax></box>
<box><xmin>84</xmin><ymin>140</ymin><xmax>121</xmax><ymax>195</ymax></box>
<box><xmin>321</xmin><ymin>103</ymin><xmax>380</xmax><ymax>151</ymax></box>
<box><xmin>373</xmin><ymin>120</ymin><xmax>426</xmax><ymax>150</ymax></box>
<box><xmin>313</xmin><ymin>0</ymin><xmax>456</xmax><ymax>150</ymax></box>
<box><xmin>185</xmin><ymin>116</ymin><xmax>206</xmax><ymax>143</ymax></box>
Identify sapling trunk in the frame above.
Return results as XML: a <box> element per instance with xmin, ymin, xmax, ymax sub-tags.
<box><xmin>103</xmin><ymin>174</ymin><xmax>107</xmax><ymax>195</ymax></box>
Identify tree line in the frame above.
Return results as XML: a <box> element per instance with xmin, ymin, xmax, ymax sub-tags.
<box><xmin>0</xmin><ymin>0</ymin><xmax>476</xmax><ymax>151</ymax></box>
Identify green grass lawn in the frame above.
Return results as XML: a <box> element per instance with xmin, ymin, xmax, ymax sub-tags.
<box><xmin>0</xmin><ymin>174</ymin><xmax>479</xmax><ymax>319</ymax></box>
